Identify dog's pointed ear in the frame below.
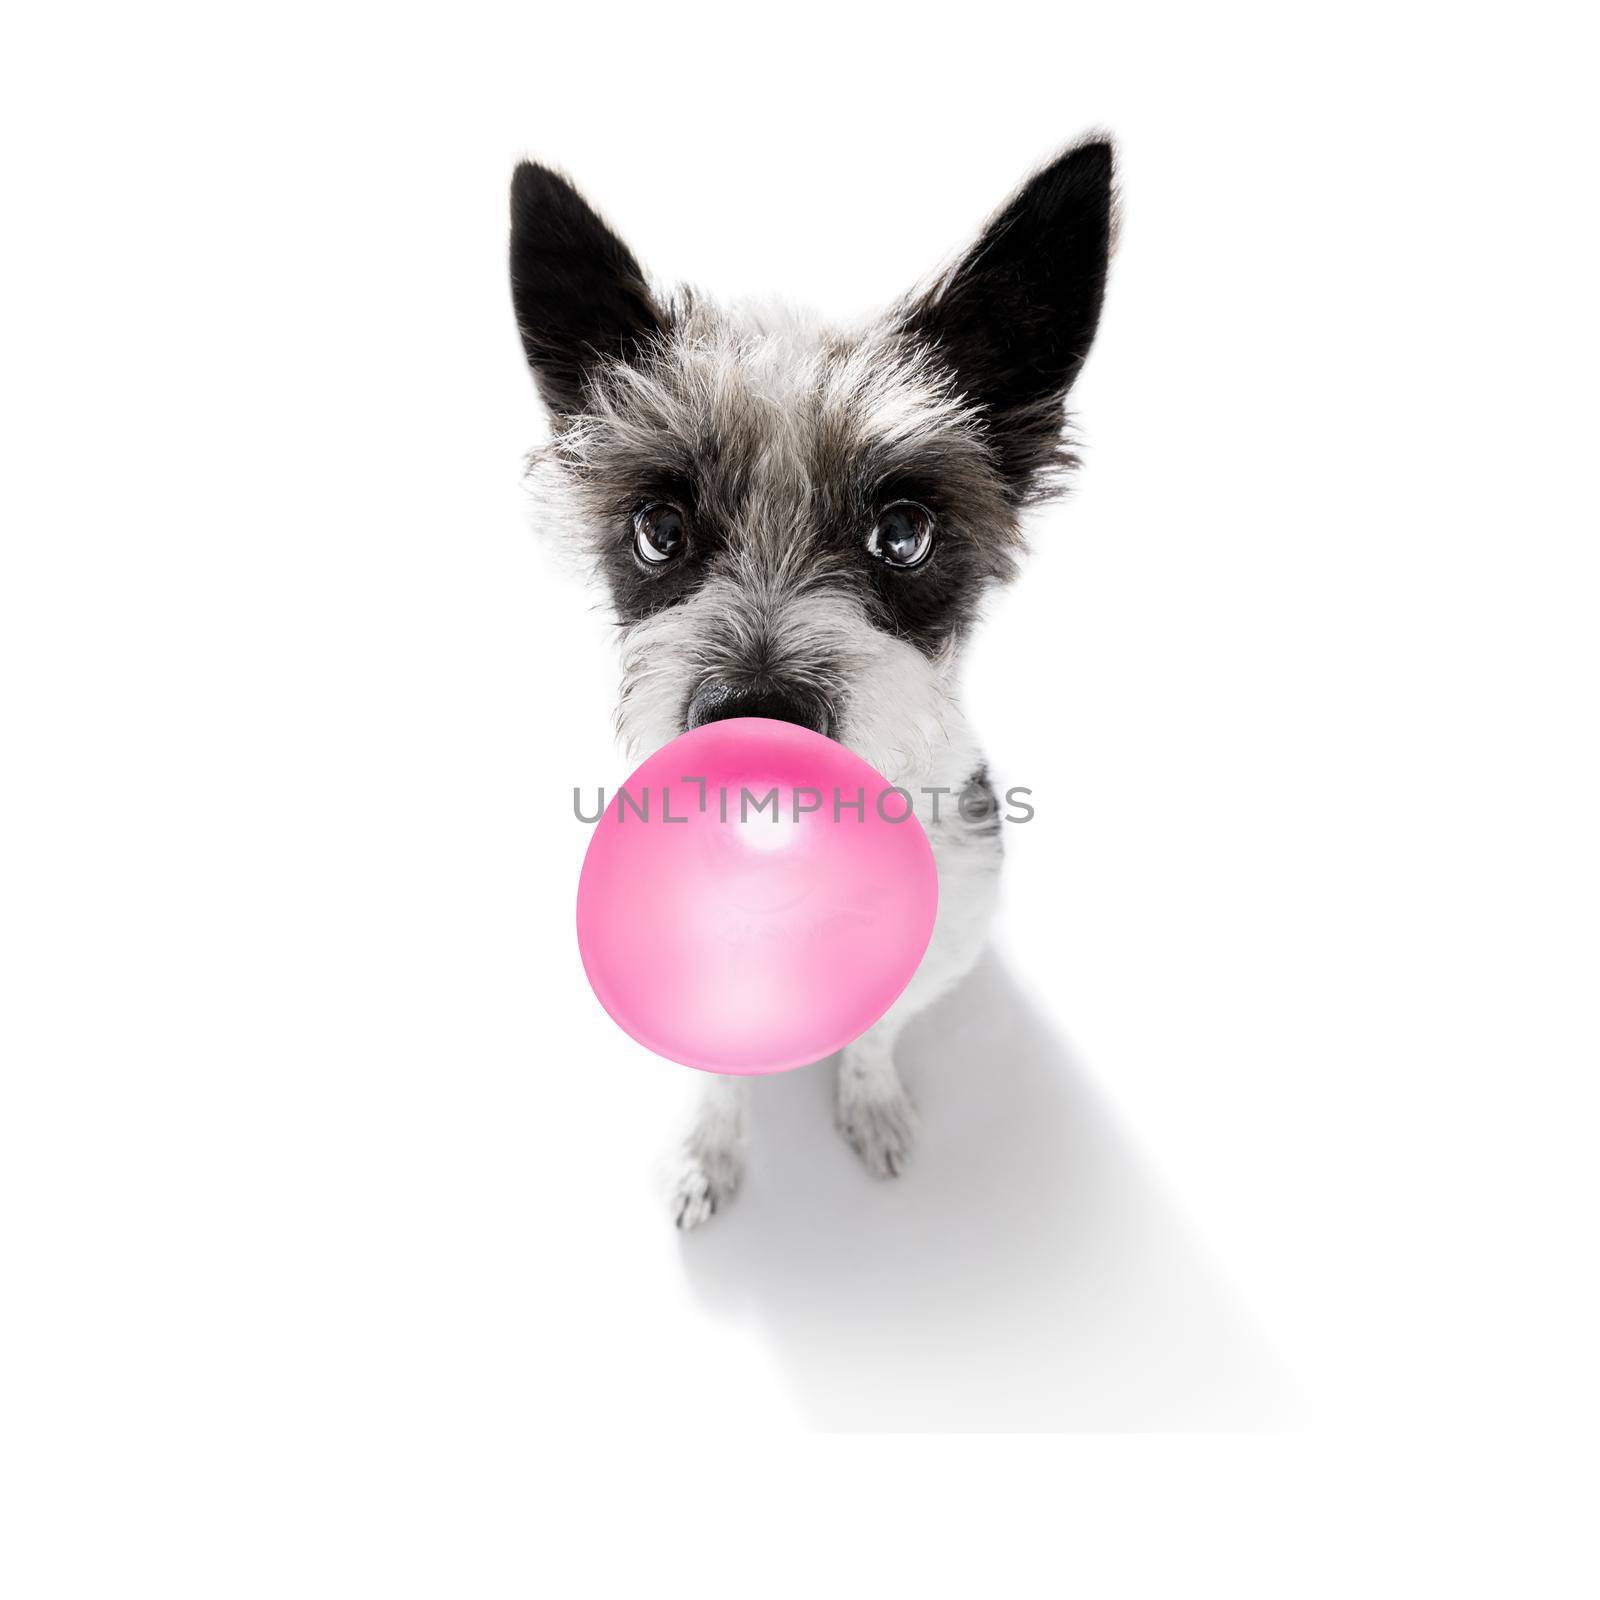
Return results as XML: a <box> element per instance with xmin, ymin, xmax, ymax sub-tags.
<box><xmin>905</xmin><ymin>138</ymin><xmax>1115</xmax><ymax>488</ymax></box>
<box><xmin>509</xmin><ymin>162</ymin><xmax>666</xmax><ymax>416</ymax></box>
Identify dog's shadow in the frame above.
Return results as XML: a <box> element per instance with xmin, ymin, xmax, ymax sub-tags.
<box><xmin>680</xmin><ymin>952</ymin><xmax>1299</xmax><ymax>1430</ymax></box>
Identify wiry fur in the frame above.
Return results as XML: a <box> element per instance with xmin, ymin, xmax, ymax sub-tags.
<box><xmin>509</xmin><ymin>139</ymin><xmax>1115</xmax><ymax>1226</ymax></box>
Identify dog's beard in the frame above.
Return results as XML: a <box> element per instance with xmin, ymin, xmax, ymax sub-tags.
<box><xmin>614</xmin><ymin>576</ymin><xmax>958</xmax><ymax>787</ymax></box>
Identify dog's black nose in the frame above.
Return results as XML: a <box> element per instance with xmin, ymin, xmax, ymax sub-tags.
<box><xmin>685</xmin><ymin>681</ymin><xmax>832</xmax><ymax>738</ymax></box>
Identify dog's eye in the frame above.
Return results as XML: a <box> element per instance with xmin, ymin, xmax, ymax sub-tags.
<box><xmin>867</xmin><ymin>502</ymin><xmax>935</xmax><ymax>569</ymax></box>
<box><xmin>633</xmin><ymin>502</ymin><xmax>689</xmax><ymax>565</ymax></box>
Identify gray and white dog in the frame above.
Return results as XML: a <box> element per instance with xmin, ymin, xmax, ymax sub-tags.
<box><xmin>510</xmin><ymin>139</ymin><xmax>1114</xmax><ymax>1227</ymax></box>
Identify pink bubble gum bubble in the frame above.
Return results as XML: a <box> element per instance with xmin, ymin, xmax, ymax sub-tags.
<box><xmin>576</xmin><ymin>718</ymin><xmax>938</xmax><ymax>1075</ymax></box>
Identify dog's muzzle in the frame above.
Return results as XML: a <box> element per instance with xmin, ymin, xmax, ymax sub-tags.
<box><xmin>684</xmin><ymin>681</ymin><xmax>833</xmax><ymax>739</ymax></box>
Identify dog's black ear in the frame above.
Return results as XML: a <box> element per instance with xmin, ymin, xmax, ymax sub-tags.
<box><xmin>509</xmin><ymin>162</ymin><xmax>666</xmax><ymax>416</ymax></box>
<box><xmin>905</xmin><ymin>138</ymin><xmax>1115</xmax><ymax>488</ymax></box>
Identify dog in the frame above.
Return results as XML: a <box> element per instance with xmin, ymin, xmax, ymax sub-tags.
<box><xmin>509</xmin><ymin>138</ymin><xmax>1114</xmax><ymax>1227</ymax></box>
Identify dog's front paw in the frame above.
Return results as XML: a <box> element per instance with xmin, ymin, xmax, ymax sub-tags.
<box><xmin>837</xmin><ymin>1084</ymin><xmax>917</xmax><ymax>1178</ymax></box>
<box><xmin>668</xmin><ymin>1151</ymin><xmax>741</xmax><ymax>1230</ymax></box>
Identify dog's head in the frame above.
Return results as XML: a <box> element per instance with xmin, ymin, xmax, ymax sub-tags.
<box><xmin>510</xmin><ymin>141</ymin><xmax>1114</xmax><ymax>779</ymax></box>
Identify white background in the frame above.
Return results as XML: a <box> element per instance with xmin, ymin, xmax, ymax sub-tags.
<box><xmin>3</xmin><ymin>0</ymin><xmax>1597</xmax><ymax>1590</ymax></box>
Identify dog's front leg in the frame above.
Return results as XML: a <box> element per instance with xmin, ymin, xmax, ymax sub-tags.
<box><xmin>836</xmin><ymin>1013</ymin><xmax>918</xmax><ymax>1177</ymax></box>
<box><xmin>835</xmin><ymin>792</ymin><xmax>1003</xmax><ymax>1177</ymax></box>
<box><xmin>669</xmin><ymin>1074</ymin><xmax>747</xmax><ymax>1230</ymax></box>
